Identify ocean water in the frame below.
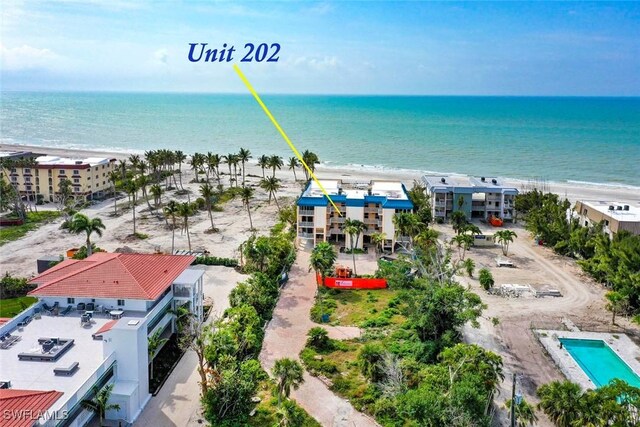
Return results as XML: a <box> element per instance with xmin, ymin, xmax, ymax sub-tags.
<box><xmin>1</xmin><ymin>92</ymin><xmax>639</xmax><ymax>187</ymax></box>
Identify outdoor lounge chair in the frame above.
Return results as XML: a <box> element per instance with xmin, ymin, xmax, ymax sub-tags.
<box><xmin>42</xmin><ymin>303</ymin><xmax>53</xmax><ymax>312</ymax></box>
<box><xmin>76</xmin><ymin>303</ymin><xmax>86</xmax><ymax>311</ymax></box>
<box><xmin>59</xmin><ymin>305</ymin><xmax>73</xmax><ymax>316</ymax></box>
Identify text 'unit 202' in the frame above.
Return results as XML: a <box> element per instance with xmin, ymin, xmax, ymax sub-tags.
<box><xmin>187</xmin><ymin>43</ymin><xmax>281</xmax><ymax>63</ymax></box>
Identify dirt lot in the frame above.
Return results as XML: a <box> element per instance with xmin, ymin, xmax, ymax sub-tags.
<box><xmin>436</xmin><ymin>221</ymin><xmax>634</xmax><ymax>426</ymax></box>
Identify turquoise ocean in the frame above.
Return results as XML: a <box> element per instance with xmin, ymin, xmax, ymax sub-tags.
<box><xmin>1</xmin><ymin>92</ymin><xmax>639</xmax><ymax>188</ymax></box>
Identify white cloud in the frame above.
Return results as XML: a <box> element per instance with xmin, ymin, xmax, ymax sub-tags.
<box><xmin>154</xmin><ymin>48</ymin><xmax>168</xmax><ymax>65</ymax></box>
<box><xmin>292</xmin><ymin>55</ymin><xmax>341</xmax><ymax>71</ymax></box>
<box><xmin>0</xmin><ymin>43</ymin><xmax>61</xmax><ymax>71</ymax></box>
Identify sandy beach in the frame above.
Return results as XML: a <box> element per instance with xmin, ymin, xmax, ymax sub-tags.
<box><xmin>1</xmin><ymin>141</ymin><xmax>637</xmax><ymax>278</ymax></box>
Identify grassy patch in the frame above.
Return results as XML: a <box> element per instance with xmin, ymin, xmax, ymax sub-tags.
<box><xmin>248</xmin><ymin>380</ymin><xmax>321</xmax><ymax>427</ymax></box>
<box><xmin>0</xmin><ymin>296</ymin><xmax>38</xmax><ymax>318</ymax></box>
<box><xmin>311</xmin><ymin>287</ymin><xmax>403</xmax><ymax>326</ymax></box>
<box><xmin>0</xmin><ymin>211</ymin><xmax>61</xmax><ymax>246</ymax></box>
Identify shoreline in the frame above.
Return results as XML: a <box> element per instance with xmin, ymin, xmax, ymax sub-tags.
<box><xmin>1</xmin><ymin>142</ymin><xmax>638</xmax><ymax>204</ymax></box>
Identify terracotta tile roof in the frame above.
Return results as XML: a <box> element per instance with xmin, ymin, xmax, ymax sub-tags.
<box><xmin>29</xmin><ymin>253</ymin><xmax>195</xmax><ymax>300</ymax></box>
<box><xmin>93</xmin><ymin>319</ymin><xmax>118</xmax><ymax>336</ymax></box>
<box><xmin>0</xmin><ymin>318</ymin><xmax>10</xmax><ymax>326</ymax></box>
<box><xmin>0</xmin><ymin>389</ymin><xmax>63</xmax><ymax>427</ymax></box>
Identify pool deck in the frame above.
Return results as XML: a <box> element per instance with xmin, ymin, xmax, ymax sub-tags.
<box><xmin>535</xmin><ymin>330</ymin><xmax>640</xmax><ymax>390</ymax></box>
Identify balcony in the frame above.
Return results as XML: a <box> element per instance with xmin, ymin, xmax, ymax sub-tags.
<box><xmin>330</xmin><ymin>216</ymin><xmax>345</xmax><ymax>224</ymax></box>
<box><xmin>298</xmin><ymin>221</ymin><xmax>314</xmax><ymax>227</ymax></box>
<box><xmin>299</xmin><ymin>232</ymin><xmax>313</xmax><ymax>239</ymax></box>
<box><xmin>173</xmin><ymin>286</ymin><xmax>192</xmax><ymax>298</ymax></box>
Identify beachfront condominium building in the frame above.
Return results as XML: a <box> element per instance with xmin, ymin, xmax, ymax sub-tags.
<box><xmin>422</xmin><ymin>175</ymin><xmax>518</xmax><ymax>222</ymax></box>
<box><xmin>296</xmin><ymin>180</ymin><xmax>414</xmax><ymax>252</ymax></box>
<box><xmin>0</xmin><ymin>253</ymin><xmax>204</xmax><ymax>427</ymax></box>
<box><xmin>0</xmin><ymin>151</ymin><xmax>117</xmax><ymax>203</ymax></box>
<box><xmin>575</xmin><ymin>200</ymin><xmax>640</xmax><ymax>238</ymax></box>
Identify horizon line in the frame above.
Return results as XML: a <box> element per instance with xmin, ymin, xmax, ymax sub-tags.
<box><xmin>1</xmin><ymin>89</ymin><xmax>639</xmax><ymax>98</ymax></box>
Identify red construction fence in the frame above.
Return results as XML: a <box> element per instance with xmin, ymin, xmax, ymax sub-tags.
<box><xmin>316</xmin><ymin>274</ymin><xmax>388</xmax><ymax>289</ymax></box>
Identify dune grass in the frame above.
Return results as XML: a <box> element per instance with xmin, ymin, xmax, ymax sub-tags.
<box><xmin>0</xmin><ymin>211</ymin><xmax>61</xmax><ymax>246</ymax></box>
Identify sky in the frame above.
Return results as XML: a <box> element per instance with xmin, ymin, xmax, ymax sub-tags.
<box><xmin>1</xmin><ymin>1</ymin><xmax>639</xmax><ymax>95</ymax></box>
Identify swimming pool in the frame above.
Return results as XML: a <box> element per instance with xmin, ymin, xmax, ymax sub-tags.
<box><xmin>559</xmin><ymin>338</ymin><xmax>640</xmax><ymax>388</ymax></box>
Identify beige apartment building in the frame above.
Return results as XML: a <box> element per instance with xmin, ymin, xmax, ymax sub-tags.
<box><xmin>297</xmin><ymin>180</ymin><xmax>414</xmax><ymax>252</ymax></box>
<box><xmin>575</xmin><ymin>200</ymin><xmax>640</xmax><ymax>238</ymax></box>
<box><xmin>2</xmin><ymin>152</ymin><xmax>117</xmax><ymax>202</ymax></box>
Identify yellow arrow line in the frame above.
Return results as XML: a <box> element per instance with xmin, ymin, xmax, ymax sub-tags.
<box><xmin>233</xmin><ymin>64</ymin><xmax>342</xmax><ymax>215</ymax></box>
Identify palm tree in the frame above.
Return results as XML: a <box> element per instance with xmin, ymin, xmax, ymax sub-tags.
<box><xmin>450</xmin><ymin>210</ymin><xmax>467</xmax><ymax>235</ymax></box>
<box><xmin>118</xmin><ymin>159</ymin><xmax>127</xmax><ymax>180</ymax></box>
<box><xmin>148</xmin><ymin>329</ymin><xmax>168</xmax><ymax>380</ymax></box>
<box><xmin>272</xmin><ymin>358</ymin><xmax>304</xmax><ymax>408</ymax></box>
<box><xmin>164</xmin><ymin>200</ymin><xmax>180</xmax><ymax>254</ymax></box>
<box><xmin>462</xmin><ymin>258</ymin><xmax>475</xmax><ymax>277</ymax></box>
<box><xmin>462</xmin><ymin>223</ymin><xmax>482</xmax><ymax>236</ymax></box>
<box><xmin>287</xmin><ymin>157</ymin><xmax>299</xmax><ymax>181</ymax></box>
<box><xmin>342</xmin><ymin>219</ymin><xmax>367</xmax><ymax>276</ymax></box>
<box><xmin>392</xmin><ymin>212</ymin><xmax>422</xmax><ymax>248</ymax></box>
<box><xmin>123</xmin><ymin>179</ymin><xmax>139</xmax><ymax>235</ymax></box>
<box><xmin>107</xmin><ymin>171</ymin><xmax>120</xmax><ymax>215</ymax></box>
<box><xmin>199</xmin><ymin>182</ymin><xmax>216</xmax><ymax>231</ymax></box>
<box><xmin>69</xmin><ymin>213</ymin><xmax>106</xmax><ymax>256</ymax></box>
<box><xmin>189</xmin><ymin>153</ymin><xmax>205</xmax><ymax>183</ymax></box>
<box><xmin>223</xmin><ymin>153</ymin><xmax>236</xmax><ymax>186</ymax></box>
<box><xmin>149</xmin><ymin>184</ymin><xmax>163</xmax><ymax>210</ymax></box>
<box><xmin>239</xmin><ymin>186</ymin><xmax>255</xmax><ymax>230</ymax></box>
<box><xmin>207</xmin><ymin>153</ymin><xmax>222</xmax><ymax>185</ymax></box>
<box><xmin>175</xmin><ymin>150</ymin><xmax>187</xmax><ymax>190</ymax></box>
<box><xmin>80</xmin><ymin>384</ymin><xmax>121</xmax><ymax>427</ymax></box>
<box><xmin>414</xmin><ymin>228</ymin><xmax>439</xmax><ymax>249</ymax></box>
<box><xmin>371</xmin><ymin>232</ymin><xmax>387</xmax><ymax>255</ymax></box>
<box><xmin>237</xmin><ymin>148</ymin><xmax>252</xmax><ymax>186</ymax></box>
<box><xmin>260</xmin><ymin>177</ymin><xmax>282</xmax><ymax>210</ymax></box>
<box><xmin>451</xmin><ymin>234</ymin><xmax>473</xmax><ymax>260</ymax></box>
<box><xmin>267</xmin><ymin>155</ymin><xmax>283</xmax><ymax>178</ymax></box>
<box><xmin>257</xmin><ymin>155</ymin><xmax>269</xmax><ymax>178</ymax></box>
<box><xmin>177</xmin><ymin>202</ymin><xmax>194</xmax><ymax>251</ymax></box>
<box><xmin>301</xmin><ymin>150</ymin><xmax>319</xmax><ymax>180</ymax></box>
<box><xmin>137</xmin><ymin>174</ymin><xmax>154</xmax><ymax>211</ymax></box>
<box><xmin>495</xmin><ymin>229</ymin><xmax>517</xmax><ymax>256</ymax></box>
<box><xmin>309</xmin><ymin>242</ymin><xmax>336</xmax><ymax>286</ymax></box>
<box><xmin>504</xmin><ymin>398</ymin><xmax>538</xmax><ymax>427</ymax></box>
<box><xmin>537</xmin><ymin>380</ymin><xmax>583</xmax><ymax>427</ymax></box>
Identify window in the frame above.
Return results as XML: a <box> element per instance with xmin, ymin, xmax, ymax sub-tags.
<box><xmin>10</xmin><ymin>168</ymin><xmax>16</xmax><ymax>173</ymax></box>
<box><xmin>36</xmin><ymin>186</ymin><xmax>40</xmax><ymax>192</ymax></box>
<box><xmin>73</xmin><ymin>169</ymin><xmax>79</xmax><ymax>175</ymax></box>
<box><xmin>117</xmin><ymin>299</ymin><xmax>125</xmax><ymax>306</ymax></box>
<box><xmin>604</xmin><ymin>220</ymin><xmax>610</xmax><ymax>226</ymax></box>
<box><xmin>583</xmin><ymin>209</ymin><xmax>588</xmax><ymax>215</ymax></box>
<box><xmin>26</xmin><ymin>185</ymin><xmax>32</xmax><ymax>191</ymax></box>
<box><xmin>73</xmin><ymin>178</ymin><xmax>80</xmax><ymax>183</ymax></box>
<box><xmin>91</xmin><ymin>299</ymin><xmax>96</xmax><ymax>302</ymax></box>
<box><xmin>67</xmin><ymin>297</ymin><xmax>75</xmax><ymax>304</ymax></box>
<box><xmin>11</xmin><ymin>176</ymin><xmax>17</xmax><ymax>182</ymax></box>
<box><xmin>24</xmin><ymin>168</ymin><xmax>31</xmax><ymax>173</ymax></box>
<box><xmin>59</xmin><ymin>170</ymin><xmax>65</xmax><ymax>175</ymax></box>
<box><xmin>48</xmin><ymin>170</ymin><xmax>52</xmax><ymax>176</ymax></box>
<box><xmin>35</xmin><ymin>178</ymin><xmax>39</xmax><ymax>184</ymax></box>
<box><xmin>24</xmin><ymin>177</ymin><xmax>31</xmax><ymax>183</ymax></box>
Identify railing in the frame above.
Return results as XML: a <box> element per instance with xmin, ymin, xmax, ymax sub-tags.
<box><xmin>364</xmin><ymin>207</ymin><xmax>380</xmax><ymax>214</ymax></box>
<box><xmin>298</xmin><ymin>221</ymin><xmax>314</xmax><ymax>227</ymax></box>
<box><xmin>298</xmin><ymin>207</ymin><xmax>315</xmax><ymax>213</ymax></box>
<box><xmin>330</xmin><ymin>216</ymin><xmax>345</xmax><ymax>224</ymax></box>
<box><xmin>298</xmin><ymin>232</ymin><xmax>313</xmax><ymax>239</ymax></box>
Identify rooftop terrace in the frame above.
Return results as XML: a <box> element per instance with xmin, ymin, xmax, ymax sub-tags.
<box><xmin>302</xmin><ymin>179</ymin><xmax>409</xmax><ymax>200</ymax></box>
<box><xmin>0</xmin><ymin>313</ymin><xmax>112</xmax><ymax>414</ymax></box>
<box><xmin>580</xmin><ymin>200</ymin><xmax>640</xmax><ymax>222</ymax></box>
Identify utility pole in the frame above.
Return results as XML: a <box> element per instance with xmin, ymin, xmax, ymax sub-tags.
<box><xmin>510</xmin><ymin>372</ymin><xmax>517</xmax><ymax>427</ymax></box>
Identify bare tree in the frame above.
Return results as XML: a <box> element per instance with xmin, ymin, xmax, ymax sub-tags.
<box><xmin>379</xmin><ymin>352</ymin><xmax>406</xmax><ymax>398</ymax></box>
<box><xmin>177</xmin><ymin>313</ymin><xmax>211</xmax><ymax>398</ymax></box>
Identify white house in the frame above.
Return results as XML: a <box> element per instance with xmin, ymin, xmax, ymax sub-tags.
<box><xmin>0</xmin><ymin>253</ymin><xmax>204</xmax><ymax>427</ymax></box>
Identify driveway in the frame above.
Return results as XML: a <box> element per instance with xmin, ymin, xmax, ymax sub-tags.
<box><xmin>260</xmin><ymin>251</ymin><xmax>380</xmax><ymax>427</ymax></box>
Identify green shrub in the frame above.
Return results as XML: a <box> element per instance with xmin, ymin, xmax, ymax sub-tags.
<box><xmin>307</xmin><ymin>327</ymin><xmax>331</xmax><ymax>351</ymax></box>
<box><xmin>300</xmin><ymin>348</ymin><xmax>339</xmax><ymax>376</ymax></box>
<box><xmin>478</xmin><ymin>268</ymin><xmax>494</xmax><ymax>291</ymax></box>
<box><xmin>0</xmin><ymin>273</ymin><xmax>36</xmax><ymax>299</ymax></box>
